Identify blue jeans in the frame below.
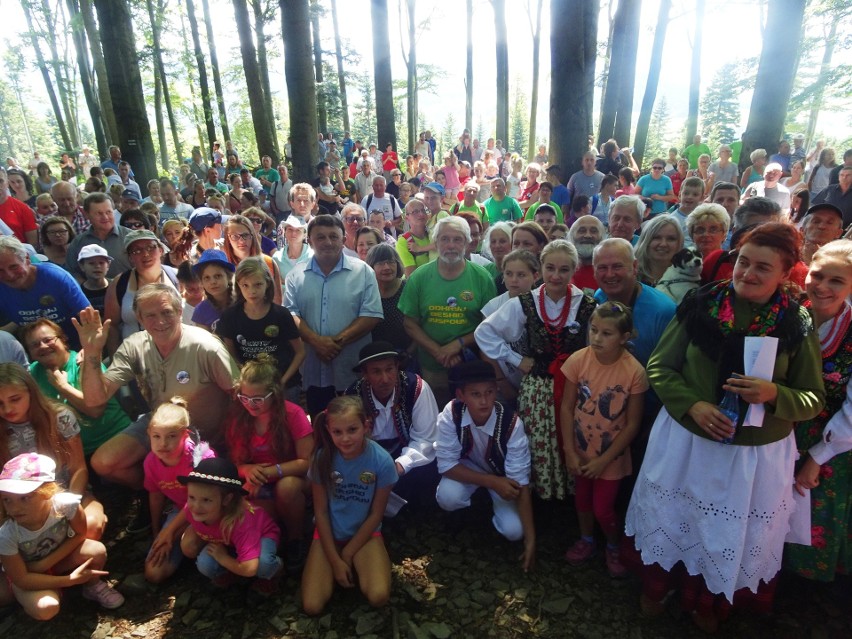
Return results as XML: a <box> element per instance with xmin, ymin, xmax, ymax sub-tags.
<box><xmin>196</xmin><ymin>537</ymin><xmax>282</xmax><ymax>580</ymax></box>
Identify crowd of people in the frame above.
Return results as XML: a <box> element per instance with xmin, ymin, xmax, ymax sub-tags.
<box><xmin>0</xmin><ymin>130</ymin><xmax>850</xmax><ymax>633</ymax></box>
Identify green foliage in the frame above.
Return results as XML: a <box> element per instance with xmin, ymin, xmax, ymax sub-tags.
<box><xmin>475</xmin><ymin>117</ymin><xmax>485</xmax><ymax>145</ymax></box>
<box><xmin>439</xmin><ymin>112</ymin><xmax>457</xmax><ymax>162</ymax></box>
<box><xmin>699</xmin><ymin>64</ymin><xmax>741</xmax><ymax>151</ymax></box>
<box><xmin>643</xmin><ymin>96</ymin><xmax>671</xmax><ymax>169</ymax></box>
<box><xmin>509</xmin><ymin>81</ymin><xmax>529</xmax><ymax>156</ymax></box>
<box><xmin>352</xmin><ymin>73</ymin><xmax>376</xmax><ymax>146</ymax></box>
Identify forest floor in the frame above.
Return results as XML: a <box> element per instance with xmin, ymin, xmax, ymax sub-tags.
<box><xmin>2</xmin><ymin>486</ymin><xmax>851</xmax><ymax>639</ymax></box>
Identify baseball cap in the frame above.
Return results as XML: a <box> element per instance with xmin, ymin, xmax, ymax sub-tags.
<box><xmin>805</xmin><ymin>203</ymin><xmax>844</xmax><ymax>222</ymax></box>
<box><xmin>121</xmin><ymin>189</ymin><xmax>141</xmax><ymax>202</ymax></box>
<box><xmin>124</xmin><ymin>229</ymin><xmax>169</xmax><ymax>253</ymax></box>
<box><xmin>0</xmin><ymin>453</ymin><xmax>56</xmax><ymax>494</ymax></box>
<box><xmin>423</xmin><ymin>181</ymin><xmax>446</xmax><ymax>197</ymax></box>
<box><xmin>188</xmin><ymin>207</ymin><xmax>223</xmax><ymax>232</ymax></box>
<box><xmin>78</xmin><ymin>244</ymin><xmax>114</xmax><ymax>263</ymax></box>
<box><xmin>282</xmin><ymin>216</ymin><xmax>306</xmax><ymax>230</ymax></box>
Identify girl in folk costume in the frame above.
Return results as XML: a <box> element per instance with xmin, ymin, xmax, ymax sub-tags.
<box><xmin>476</xmin><ymin>240</ymin><xmax>596</xmax><ymax>499</ymax></box>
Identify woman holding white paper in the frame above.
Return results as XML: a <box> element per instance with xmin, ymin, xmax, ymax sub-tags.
<box><xmin>625</xmin><ymin>222</ymin><xmax>825</xmax><ymax>633</ymax></box>
<box><xmin>786</xmin><ymin>240</ymin><xmax>852</xmax><ymax>581</ymax></box>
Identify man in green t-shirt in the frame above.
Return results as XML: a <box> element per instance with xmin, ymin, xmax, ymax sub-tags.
<box><xmin>398</xmin><ymin>216</ymin><xmax>497</xmax><ymax>406</ymax></box>
<box><xmin>683</xmin><ymin>134</ymin><xmax>711</xmax><ymax>170</ymax></box>
<box><xmin>483</xmin><ymin>178</ymin><xmax>523</xmax><ymax>224</ymax></box>
<box><xmin>255</xmin><ymin>155</ymin><xmax>280</xmax><ymax>190</ymax></box>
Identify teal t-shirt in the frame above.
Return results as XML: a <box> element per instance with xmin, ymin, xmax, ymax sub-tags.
<box><xmin>255</xmin><ymin>167</ymin><xmax>280</xmax><ymax>183</ymax></box>
<box><xmin>483</xmin><ymin>196</ymin><xmax>523</xmax><ymax>224</ymax></box>
<box><xmin>30</xmin><ymin>351</ymin><xmax>131</xmax><ymax>455</ymax></box>
<box><xmin>398</xmin><ymin>260</ymin><xmax>497</xmax><ymax>371</ymax></box>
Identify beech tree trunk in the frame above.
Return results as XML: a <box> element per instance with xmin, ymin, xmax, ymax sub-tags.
<box><xmin>598</xmin><ymin>0</ymin><xmax>642</xmax><ymax>146</ymax></box>
<box><xmin>153</xmin><ymin>65</ymin><xmax>168</xmax><ymax>169</ymax></box>
<box><xmin>280</xmin><ymin>0</ymin><xmax>317</xmax><ymax>181</ymax></box>
<box><xmin>252</xmin><ymin>0</ymin><xmax>279</xmax><ymax>150</ymax></box>
<box><xmin>178</xmin><ymin>2</ymin><xmax>207</xmax><ymax>153</ymax></box>
<box><xmin>527</xmin><ymin>0</ymin><xmax>543</xmax><ymax>160</ymax></box>
<box><xmin>371</xmin><ymin>0</ymin><xmax>396</xmax><ymax>149</ymax></box>
<box><xmin>804</xmin><ymin>19</ymin><xmax>838</xmax><ymax>146</ymax></box>
<box><xmin>550</xmin><ymin>0</ymin><xmax>598</xmax><ymax>177</ymax></box>
<box><xmin>146</xmin><ymin>0</ymin><xmax>182</xmax><ymax>167</ymax></box>
<box><xmin>185</xmin><ymin>0</ymin><xmax>217</xmax><ymax>159</ymax></box>
<box><xmin>234</xmin><ymin>0</ymin><xmax>278</xmax><ymax>164</ymax></box>
<box><xmin>740</xmin><ymin>0</ymin><xmax>806</xmax><ymax>172</ymax></box>
<box><xmin>493</xmin><ymin>0</ymin><xmax>509</xmax><ymax>146</ymax></box>
<box><xmin>329</xmin><ymin>0</ymin><xmax>350</xmax><ymax>133</ymax></box>
<box><xmin>465</xmin><ymin>0</ymin><xmax>473</xmax><ymax>133</ymax></box>
<box><xmin>402</xmin><ymin>0</ymin><xmax>418</xmax><ymax>153</ymax></box>
<box><xmin>93</xmin><ymin>0</ymin><xmax>157</xmax><ymax>183</ymax></box>
<box><xmin>686</xmin><ymin>0</ymin><xmax>705</xmax><ymax>144</ymax></box>
<box><xmin>40</xmin><ymin>0</ymin><xmax>80</xmax><ymax>148</ymax></box>
<box><xmin>310</xmin><ymin>0</ymin><xmax>328</xmax><ymax>136</ymax></box>
<box><xmin>79</xmin><ymin>0</ymin><xmax>118</xmax><ymax>146</ymax></box>
<box><xmin>632</xmin><ymin>0</ymin><xmax>670</xmax><ymax>167</ymax></box>
<box><xmin>202</xmin><ymin>0</ymin><xmax>230</xmax><ymax>143</ymax></box>
<box><xmin>66</xmin><ymin>0</ymin><xmax>107</xmax><ymax>157</ymax></box>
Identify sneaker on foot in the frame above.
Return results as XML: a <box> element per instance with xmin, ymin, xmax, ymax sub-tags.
<box><xmin>125</xmin><ymin>503</ymin><xmax>151</xmax><ymax>535</ymax></box>
<box><xmin>605</xmin><ymin>546</ymin><xmax>628</xmax><ymax>578</ymax></box>
<box><xmin>564</xmin><ymin>538</ymin><xmax>596</xmax><ymax>565</ymax></box>
<box><xmin>82</xmin><ymin>580</ymin><xmax>125</xmax><ymax>609</ymax></box>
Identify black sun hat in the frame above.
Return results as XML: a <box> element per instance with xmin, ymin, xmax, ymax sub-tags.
<box><xmin>352</xmin><ymin>340</ymin><xmax>401</xmax><ymax>372</ymax></box>
<box><xmin>178</xmin><ymin>458</ymin><xmax>247</xmax><ymax>495</ymax></box>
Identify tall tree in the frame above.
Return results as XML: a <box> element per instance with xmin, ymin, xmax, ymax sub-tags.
<box><xmin>21</xmin><ymin>0</ymin><xmax>72</xmax><ymax>151</ymax></box>
<box><xmin>185</xmin><ymin>0</ymin><xmax>216</xmax><ymax>159</ymax></box>
<box><xmin>310</xmin><ymin>0</ymin><xmax>328</xmax><ymax>136</ymax></box>
<box><xmin>596</xmin><ymin>0</ymin><xmax>617</xmax><ymax>135</ymax></box>
<box><xmin>465</xmin><ymin>0</ymin><xmax>473</xmax><ymax>133</ymax></box>
<box><xmin>492</xmin><ymin>0</ymin><xmax>509</xmax><ymax>146</ymax></box>
<box><xmin>152</xmin><ymin>62</ymin><xmax>168</xmax><ymax>169</ymax></box>
<box><xmin>66</xmin><ymin>0</ymin><xmax>107</xmax><ymax>157</ymax></box>
<box><xmin>370</xmin><ymin>0</ymin><xmax>396</xmax><ymax>149</ymax></box>
<box><xmin>598</xmin><ymin>0</ymin><xmax>641</xmax><ymax>146</ymax></box>
<box><xmin>526</xmin><ymin>0</ymin><xmax>543</xmax><ymax>159</ymax></box>
<box><xmin>234</xmin><ymin>0</ymin><xmax>278</xmax><ymax>164</ymax></box>
<box><xmin>201</xmin><ymin>0</ymin><xmax>230</xmax><ymax>143</ymax></box>
<box><xmin>93</xmin><ymin>0</ymin><xmax>157</xmax><ymax>183</ymax></box>
<box><xmin>252</xmin><ymin>0</ymin><xmax>278</xmax><ymax>149</ymax></box>
<box><xmin>4</xmin><ymin>56</ymin><xmax>36</xmax><ymax>155</ymax></box>
<box><xmin>740</xmin><ymin>0</ymin><xmax>807</xmax><ymax>171</ymax></box>
<box><xmin>79</xmin><ymin>0</ymin><xmax>118</xmax><ymax>146</ymax></box>
<box><xmin>178</xmin><ymin>2</ymin><xmax>206</xmax><ymax>154</ymax></box>
<box><xmin>146</xmin><ymin>0</ymin><xmax>183</xmax><ymax>167</ymax></box>
<box><xmin>685</xmin><ymin>0</ymin><xmax>705</xmax><ymax>144</ymax></box>
<box><xmin>329</xmin><ymin>0</ymin><xmax>350</xmax><ymax>133</ymax></box>
<box><xmin>632</xmin><ymin>0</ymin><xmax>671</xmax><ymax>168</ymax></box>
<box><xmin>37</xmin><ymin>0</ymin><xmax>80</xmax><ymax>148</ymax></box>
<box><xmin>700</xmin><ymin>63</ymin><xmax>741</xmax><ymax>149</ymax></box>
<box><xmin>550</xmin><ymin>0</ymin><xmax>598</xmax><ymax>178</ymax></box>
<box><xmin>280</xmin><ymin>0</ymin><xmax>318</xmax><ymax>181</ymax></box>
<box><xmin>400</xmin><ymin>0</ymin><xmax>418</xmax><ymax>153</ymax></box>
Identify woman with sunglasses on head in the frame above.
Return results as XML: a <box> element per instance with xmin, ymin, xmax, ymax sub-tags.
<box><xmin>221</xmin><ymin>213</ymin><xmax>283</xmax><ymax>304</ymax></box>
<box><xmin>120</xmin><ymin>209</ymin><xmax>152</xmax><ymax>232</ymax></box>
<box><xmin>243</xmin><ymin>207</ymin><xmax>276</xmax><ymax>256</ymax></box>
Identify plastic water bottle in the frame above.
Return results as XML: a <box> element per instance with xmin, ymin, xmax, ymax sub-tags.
<box><xmin>717</xmin><ymin>389</ymin><xmax>740</xmax><ymax>445</ymax></box>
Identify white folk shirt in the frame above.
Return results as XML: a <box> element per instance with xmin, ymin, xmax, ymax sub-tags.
<box><xmin>369</xmin><ymin>381</ymin><xmax>439</xmax><ymax>474</ymax></box>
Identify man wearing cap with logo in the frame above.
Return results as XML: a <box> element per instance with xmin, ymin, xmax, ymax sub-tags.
<box><xmin>65</xmin><ymin>193</ymin><xmax>130</xmax><ymax>279</ymax></box>
<box><xmin>345</xmin><ymin>341</ymin><xmax>440</xmax><ymax>509</ymax></box>
<box><xmin>801</xmin><ymin>204</ymin><xmax>845</xmax><ymax>264</ymax></box>
<box><xmin>0</xmin><ymin>235</ymin><xmax>89</xmax><ymax>350</ymax></box>
<box><xmin>422</xmin><ymin>181</ymin><xmax>450</xmax><ymax>233</ymax></box>
<box><xmin>75</xmin><ymin>282</ymin><xmax>239</xmax><ymax>530</ymax></box>
<box><xmin>285</xmin><ymin>214</ymin><xmax>383</xmax><ymax>418</ymax></box>
<box><xmin>119</xmin><ymin>189</ymin><xmax>142</xmax><ymax>214</ymax></box>
<box><xmin>188</xmin><ymin>207</ymin><xmax>224</xmax><ymax>261</ymax></box>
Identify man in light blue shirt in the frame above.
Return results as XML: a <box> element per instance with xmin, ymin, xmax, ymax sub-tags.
<box><xmin>285</xmin><ymin>214</ymin><xmax>383</xmax><ymax>417</ymax></box>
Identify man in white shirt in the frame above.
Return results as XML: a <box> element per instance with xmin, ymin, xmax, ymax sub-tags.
<box><xmin>157</xmin><ymin>179</ymin><xmax>194</xmax><ymax>223</ymax></box>
<box><xmin>361</xmin><ymin>175</ymin><xmax>402</xmax><ymax>236</ymax></box>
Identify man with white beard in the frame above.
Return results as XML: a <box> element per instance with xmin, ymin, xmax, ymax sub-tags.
<box><xmin>568</xmin><ymin>215</ymin><xmax>604</xmax><ymax>292</ymax></box>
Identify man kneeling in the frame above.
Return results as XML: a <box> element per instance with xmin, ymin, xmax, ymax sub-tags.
<box><xmin>435</xmin><ymin>361</ymin><xmax>535</xmax><ymax>571</ymax></box>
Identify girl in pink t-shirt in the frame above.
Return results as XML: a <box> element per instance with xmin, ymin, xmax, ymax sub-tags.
<box><xmin>224</xmin><ymin>356</ymin><xmax>313</xmax><ymax>572</ymax></box>
<box><xmin>179</xmin><ymin>458</ymin><xmax>282</xmax><ymax>592</ymax></box>
<box><xmin>442</xmin><ymin>153</ymin><xmax>461</xmax><ymax>202</ymax></box>
<box><xmin>143</xmin><ymin>397</ymin><xmax>215</xmax><ymax>584</ymax></box>
<box><xmin>559</xmin><ymin>302</ymin><xmax>648</xmax><ymax>578</ymax></box>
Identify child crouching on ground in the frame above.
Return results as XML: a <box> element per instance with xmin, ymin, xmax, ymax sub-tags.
<box><xmin>179</xmin><ymin>458</ymin><xmax>283</xmax><ymax>593</ymax></box>
<box><xmin>435</xmin><ymin>361</ymin><xmax>536</xmax><ymax>572</ymax></box>
<box><xmin>0</xmin><ymin>453</ymin><xmax>124</xmax><ymax>620</ymax></box>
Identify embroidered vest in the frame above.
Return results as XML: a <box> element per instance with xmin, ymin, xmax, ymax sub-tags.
<box><xmin>346</xmin><ymin>372</ymin><xmax>422</xmax><ymax>457</ymax></box>
<box><xmin>518</xmin><ymin>291</ymin><xmax>596</xmax><ymax>377</ymax></box>
<box><xmin>451</xmin><ymin>399</ymin><xmax>517</xmax><ymax>477</ymax></box>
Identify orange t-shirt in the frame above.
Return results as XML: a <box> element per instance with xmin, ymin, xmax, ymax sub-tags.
<box><xmin>561</xmin><ymin>347</ymin><xmax>648</xmax><ymax>480</ymax></box>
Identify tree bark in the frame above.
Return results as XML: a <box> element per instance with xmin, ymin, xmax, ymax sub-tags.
<box><xmin>329</xmin><ymin>0</ymin><xmax>350</xmax><ymax>133</ymax></box>
<box><xmin>804</xmin><ymin>18</ymin><xmax>838</xmax><ymax>146</ymax></box>
<box><xmin>185</xmin><ymin>0</ymin><xmax>217</xmax><ymax>160</ymax></box>
<box><xmin>202</xmin><ymin>0</ymin><xmax>230</xmax><ymax>144</ymax></box>
<box><xmin>252</xmin><ymin>0</ymin><xmax>279</xmax><ymax>150</ymax></box>
<box><xmin>178</xmin><ymin>2</ymin><xmax>207</xmax><ymax>154</ymax></box>
<box><xmin>146</xmin><ymin>0</ymin><xmax>182</xmax><ymax>167</ymax></box>
<box><xmin>492</xmin><ymin>0</ymin><xmax>509</xmax><ymax>146</ymax></box>
<box><xmin>740</xmin><ymin>0</ymin><xmax>806</xmax><ymax>173</ymax></box>
<box><xmin>0</xmin><ymin>93</ymin><xmax>16</xmax><ymax>159</ymax></box>
<box><xmin>22</xmin><ymin>2</ymin><xmax>71</xmax><ymax>151</ymax></box>
<box><xmin>40</xmin><ymin>0</ymin><xmax>79</xmax><ymax>148</ymax></box>
<box><xmin>598</xmin><ymin>0</ymin><xmax>641</xmax><ymax>147</ymax></box>
<box><xmin>527</xmin><ymin>0</ymin><xmax>543</xmax><ymax>160</ymax></box>
<box><xmin>632</xmin><ymin>0</ymin><xmax>670</xmax><ymax>168</ymax></box>
<box><xmin>402</xmin><ymin>0</ymin><xmax>418</xmax><ymax>153</ymax></box>
<box><xmin>93</xmin><ymin>0</ymin><xmax>158</xmax><ymax>184</ymax></box>
<box><xmin>685</xmin><ymin>0</ymin><xmax>705</xmax><ymax>145</ymax></box>
<box><xmin>310</xmin><ymin>0</ymin><xmax>328</xmax><ymax>136</ymax></box>
<box><xmin>234</xmin><ymin>0</ymin><xmax>278</xmax><ymax>165</ymax></box>
<box><xmin>550</xmin><ymin>0</ymin><xmax>598</xmax><ymax>178</ymax></box>
<box><xmin>66</xmin><ymin>0</ymin><xmax>107</xmax><ymax>158</ymax></box>
<box><xmin>596</xmin><ymin>0</ymin><xmax>616</xmax><ymax>142</ymax></box>
<box><xmin>370</xmin><ymin>0</ymin><xmax>396</xmax><ymax>149</ymax></box>
<box><xmin>465</xmin><ymin>0</ymin><xmax>473</xmax><ymax>134</ymax></box>
<box><xmin>153</xmin><ymin>63</ymin><xmax>168</xmax><ymax>169</ymax></box>
<box><xmin>79</xmin><ymin>0</ymin><xmax>118</xmax><ymax>146</ymax></box>
<box><xmin>280</xmin><ymin>0</ymin><xmax>318</xmax><ymax>182</ymax></box>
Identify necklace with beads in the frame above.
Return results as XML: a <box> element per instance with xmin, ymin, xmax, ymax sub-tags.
<box><xmin>819</xmin><ymin>304</ymin><xmax>852</xmax><ymax>357</ymax></box>
<box><xmin>538</xmin><ymin>285</ymin><xmax>572</xmax><ymax>350</ymax></box>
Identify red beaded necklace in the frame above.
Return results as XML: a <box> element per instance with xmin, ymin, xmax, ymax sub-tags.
<box><xmin>538</xmin><ymin>285</ymin><xmax>572</xmax><ymax>347</ymax></box>
<box><xmin>820</xmin><ymin>304</ymin><xmax>852</xmax><ymax>357</ymax></box>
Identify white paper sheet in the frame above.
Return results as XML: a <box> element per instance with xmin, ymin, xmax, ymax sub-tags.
<box><xmin>786</xmin><ymin>488</ymin><xmax>812</xmax><ymax>545</ymax></box>
<box><xmin>742</xmin><ymin>336</ymin><xmax>779</xmax><ymax>427</ymax></box>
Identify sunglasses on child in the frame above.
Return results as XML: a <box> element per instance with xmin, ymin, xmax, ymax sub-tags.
<box><xmin>237</xmin><ymin>391</ymin><xmax>273</xmax><ymax>407</ymax></box>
